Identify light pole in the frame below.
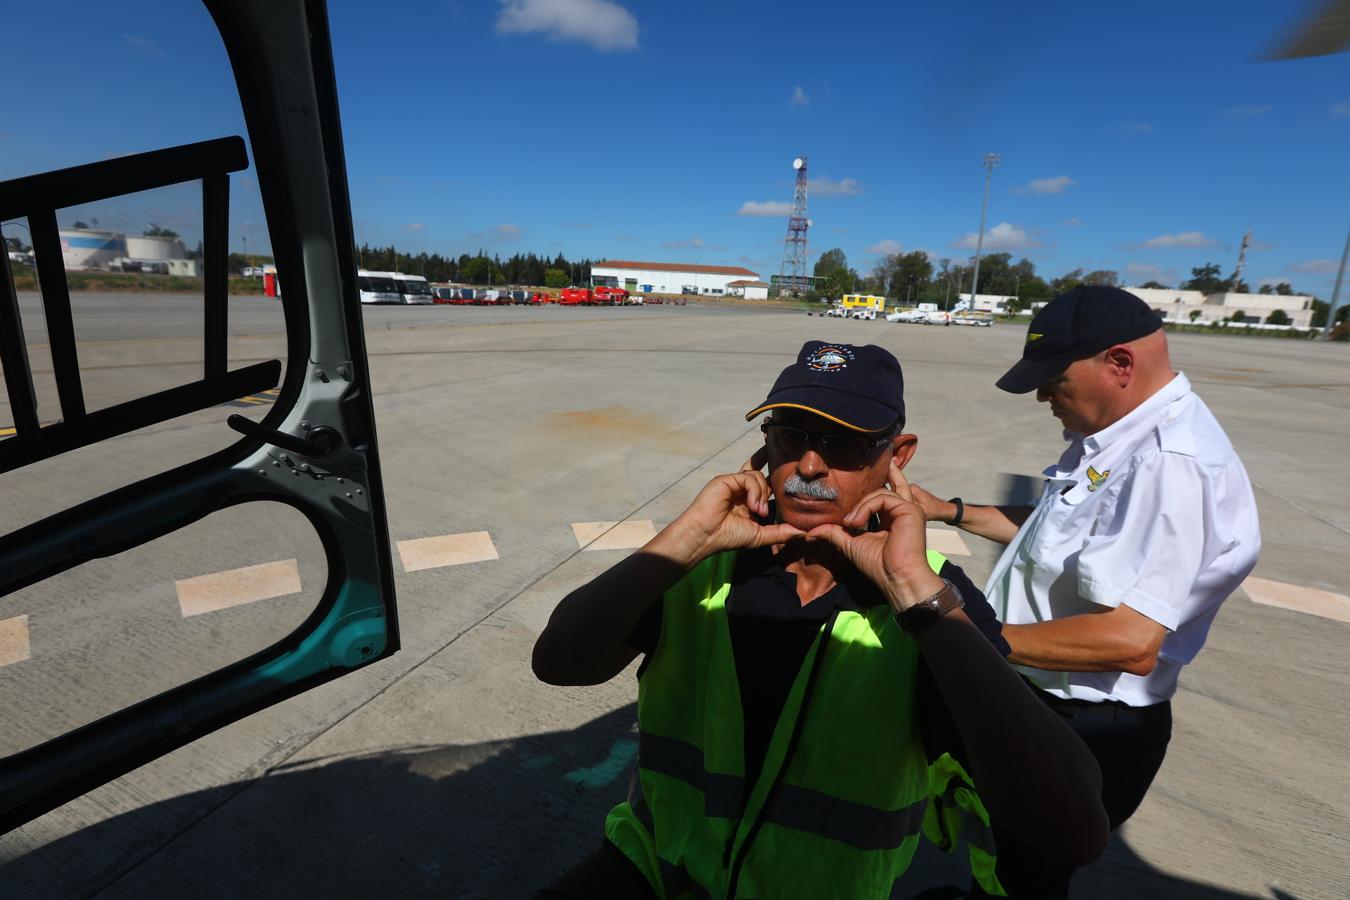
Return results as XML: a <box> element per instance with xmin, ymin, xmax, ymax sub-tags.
<box><xmin>1321</xmin><ymin>225</ymin><xmax>1350</xmax><ymax>340</ymax></box>
<box><xmin>969</xmin><ymin>153</ymin><xmax>1000</xmax><ymax>311</ymax></box>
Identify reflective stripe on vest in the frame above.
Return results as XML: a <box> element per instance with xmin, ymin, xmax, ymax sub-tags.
<box><xmin>607</xmin><ymin>547</ymin><xmax>999</xmax><ymax>899</ymax></box>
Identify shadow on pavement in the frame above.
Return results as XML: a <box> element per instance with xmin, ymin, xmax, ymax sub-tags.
<box><xmin>2</xmin><ymin>702</ymin><xmax>1279</xmax><ymax>900</ymax></box>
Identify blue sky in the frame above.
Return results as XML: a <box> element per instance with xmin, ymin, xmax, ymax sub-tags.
<box><xmin>3</xmin><ymin>0</ymin><xmax>1349</xmax><ymax>294</ymax></box>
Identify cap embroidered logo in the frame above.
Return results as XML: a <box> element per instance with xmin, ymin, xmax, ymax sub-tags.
<box><xmin>1027</xmin><ymin>332</ymin><xmax>1045</xmax><ymax>342</ymax></box>
<box><xmin>806</xmin><ymin>346</ymin><xmax>854</xmax><ymax>372</ymax></box>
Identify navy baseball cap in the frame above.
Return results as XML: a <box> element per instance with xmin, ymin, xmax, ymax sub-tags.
<box><xmin>996</xmin><ymin>285</ymin><xmax>1164</xmax><ymax>394</ymax></box>
<box><xmin>744</xmin><ymin>341</ymin><xmax>905</xmax><ymax>433</ymax></box>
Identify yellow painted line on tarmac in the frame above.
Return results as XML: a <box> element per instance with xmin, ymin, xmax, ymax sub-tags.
<box><xmin>0</xmin><ymin>427</ymin><xmax>15</xmax><ymax>438</ymax></box>
<box><xmin>572</xmin><ymin>520</ymin><xmax>658</xmax><ymax>551</ymax></box>
<box><xmin>397</xmin><ymin>532</ymin><xmax>499</xmax><ymax>572</ymax></box>
<box><xmin>925</xmin><ymin>527</ymin><xmax>972</xmax><ymax>557</ymax></box>
<box><xmin>176</xmin><ymin>559</ymin><xmax>302</xmax><ymax>617</ymax></box>
<box><xmin>1242</xmin><ymin>576</ymin><xmax>1350</xmax><ymax>624</ymax></box>
<box><xmin>0</xmin><ymin>615</ymin><xmax>32</xmax><ymax>668</ymax></box>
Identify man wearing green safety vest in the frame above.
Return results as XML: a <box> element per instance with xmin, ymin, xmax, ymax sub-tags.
<box><xmin>533</xmin><ymin>341</ymin><xmax>1108</xmax><ymax>899</ymax></box>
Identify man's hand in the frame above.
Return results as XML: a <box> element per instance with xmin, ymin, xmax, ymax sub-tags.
<box><xmin>907</xmin><ymin>482</ymin><xmax>958</xmax><ymax>523</ymax></box>
<box><xmin>659</xmin><ymin>464</ymin><xmax>803</xmax><ymax>568</ymax></box>
<box><xmin>805</xmin><ymin>464</ymin><xmax>944</xmax><ymax>612</ymax></box>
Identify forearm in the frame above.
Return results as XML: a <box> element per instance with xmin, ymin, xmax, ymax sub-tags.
<box><xmin>956</xmin><ymin>503</ymin><xmax>1032</xmax><ymax>545</ymax></box>
<box><xmin>1002</xmin><ymin>611</ymin><xmax>1163</xmax><ymax>676</ymax></box>
<box><xmin>531</xmin><ymin>524</ymin><xmax>702</xmax><ymax>685</ymax></box>
<box><xmin>916</xmin><ymin>611</ymin><xmax>1108</xmax><ymax>866</ymax></box>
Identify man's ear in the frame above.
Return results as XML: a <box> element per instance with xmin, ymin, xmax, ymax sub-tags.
<box><xmin>1103</xmin><ymin>345</ymin><xmax>1135</xmax><ymax>384</ymax></box>
<box><xmin>889</xmin><ymin>433</ymin><xmax>918</xmax><ymax>471</ymax></box>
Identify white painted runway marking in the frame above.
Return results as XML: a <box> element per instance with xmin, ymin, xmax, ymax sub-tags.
<box><xmin>925</xmin><ymin>527</ymin><xmax>972</xmax><ymax>557</ymax></box>
<box><xmin>0</xmin><ymin>615</ymin><xmax>31</xmax><ymax>668</ymax></box>
<box><xmin>397</xmin><ymin>532</ymin><xmax>499</xmax><ymax>572</ymax></box>
<box><xmin>572</xmin><ymin>520</ymin><xmax>658</xmax><ymax>551</ymax></box>
<box><xmin>1242</xmin><ymin>576</ymin><xmax>1350</xmax><ymax>624</ymax></box>
<box><xmin>176</xmin><ymin>559</ymin><xmax>302</xmax><ymax>618</ymax></box>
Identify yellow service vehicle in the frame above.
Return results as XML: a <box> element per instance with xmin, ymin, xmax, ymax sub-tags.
<box><xmin>840</xmin><ymin>293</ymin><xmax>886</xmax><ymax>313</ymax></box>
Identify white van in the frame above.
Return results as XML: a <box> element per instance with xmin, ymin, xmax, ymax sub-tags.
<box><xmin>393</xmin><ymin>273</ymin><xmax>434</xmax><ymax>305</ymax></box>
<box><xmin>358</xmin><ymin>269</ymin><xmax>404</xmax><ymax>304</ymax></box>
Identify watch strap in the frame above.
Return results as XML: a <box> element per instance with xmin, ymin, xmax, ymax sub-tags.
<box><xmin>896</xmin><ymin>579</ymin><xmax>966</xmax><ymax>635</ymax></box>
<box><xmin>947</xmin><ymin>497</ymin><xmax>965</xmax><ymax>527</ymax></box>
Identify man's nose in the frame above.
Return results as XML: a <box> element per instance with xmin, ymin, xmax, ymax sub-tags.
<box><xmin>797</xmin><ymin>447</ymin><xmax>828</xmax><ymax>478</ymax></box>
<box><xmin>1036</xmin><ymin>385</ymin><xmax>1053</xmax><ymax>403</ymax></box>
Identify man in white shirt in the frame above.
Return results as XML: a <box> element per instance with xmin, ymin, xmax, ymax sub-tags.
<box><xmin>912</xmin><ymin>285</ymin><xmax>1260</xmax><ymax>898</ymax></box>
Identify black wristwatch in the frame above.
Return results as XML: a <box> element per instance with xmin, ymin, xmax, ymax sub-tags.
<box><xmin>896</xmin><ymin>579</ymin><xmax>966</xmax><ymax>635</ymax></box>
<box><xmin>946</xmin><ymin>497</ymin><xmax>965</xmax><ymax>527</ymax></box>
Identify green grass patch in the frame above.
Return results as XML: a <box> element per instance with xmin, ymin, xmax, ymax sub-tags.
<box><xmin>8</xmin><ymin>265</ymin><xmax>265</xmax><ymax>295</ymax></box>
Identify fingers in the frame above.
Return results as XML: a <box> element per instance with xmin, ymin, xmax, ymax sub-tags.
<box><xmin>888</xmin><ymin>464</ymin><xmax>914</xmax><ymax>502</ymax></box>
<box><xmin>804</xmin><ymin>523</ymin><xmax>852</xmax><ymax>552</ymax></box>
<box><xmin>718</xmin><ymin>471</ymin><xmax>772</xmax><ymax>519</ymax></box>
<box><xmin>842</xmin><ymin>489</ymin><xmax>910</xmax><ymax>529</ymax></box>
<box><xmin>753</xmin><ymin>523</ymin><xmax>805</xmax><ymax>547</ymax></box>
<box><xmin>740</xmin><ymin>445</ymin><xmax>769</xmax><ymax>474</ymax></box>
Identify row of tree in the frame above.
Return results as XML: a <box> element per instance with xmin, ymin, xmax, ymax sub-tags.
<box><xmin>809</xmin><ymin>247</ymin><xmax>1328</xmax><ymax>317</ymax></box>
<box><xmin>354</xmin><ymin>245</ymin><xmax>593</xmax><ymax>287</ymax></box>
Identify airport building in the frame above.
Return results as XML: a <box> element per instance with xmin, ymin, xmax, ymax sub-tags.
<box><xmin>590</xmin><ymin>260</ymin><xmax>761</xmax><ymax>296</ymax></box>
<box><xmin>726</xmin><ymin>279</ymin><xmax>771</xmax><ymax>300</ymax></box>
<box><xmin>57</xmin><ymin>228</ymin><xmax>196</xmax><ymax>275</ymax></box>
<box><xmin>1125</xmin><ymin>286</ymin><xmax>1315</xmax><ymax>327</ymax></box>
<box><xmin>957</xmin><ymin>292</ymin><xmax>1018</xmax><ymax>313</ymax></box>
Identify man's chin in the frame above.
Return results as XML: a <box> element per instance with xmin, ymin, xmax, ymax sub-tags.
<box><xmin>778</xmin><ymin>496</ymin><xmax>845</xmax><ymax>531</ymax></box>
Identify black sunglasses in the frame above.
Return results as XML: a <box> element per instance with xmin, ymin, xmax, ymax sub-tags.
<box><xmin>760</xmin><ymin>422</ymin><xmax>894</xmax><ymax>469</ymax></box>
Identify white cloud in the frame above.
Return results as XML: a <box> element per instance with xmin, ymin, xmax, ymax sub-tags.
<box><xmin>496</xmin><ymin>0</ymin><xmax>638</xmax><ymax>52</ymax></box>
<box><xmin>1220</xmin><ymin>104</ymin><xmax>1273</xmax><ymax>118</ymax></box>
<box><xmin>866</xmin><ymin>239</ymin><xmax>904</xmax><ymax>256</ymax></box>
<box><xmin>122</xmin><ymin>34</ymin><xmax>164</xmax><ymax>55</ymax></box>
<box><xmin>1014</xmin><ymin>175</ymin><xmax>1075</xmax><ymax>195</ymax></box>
<box><xmin>614</xmin><ymin>233</ymin><xmax>634</xmax><ymax>242</ymax></box>
<box><xmin>1064</xmin><ymin>217</ymin><xmax>1082</xmax><ymax>226</ymax></box>
<box><xmin>791</xmin><ymin>85</ymin><xmax>810</xmax><ymax>106</ymax></box>
<box><xmin>1123</xmin><ymin>262</ymin><xmax>1176</xmax><ymax>285</ymax></box>
<box><xmin>662</xmin><ymin>235</ymin><xmax>704</xmax><ymax>249</ymax></box>
<box><xmin>811</xmin><ymin>176</ymin><xmax>863</xmax><ymax>197</ymax></box>
<box><xmin>1115</xmin><ymin>121</ymin><xmax>1153</xmax><ymax>135</ymax></box>
<box><xmin>738</xmin><ymin>200</ymin><xmax>792</xmax><ymax>217</ymax></box>
<box><xmin>1142</xmin><ymin>231</ymin><xmax>1215</xmax><ymax>248</ymax></box>
<box><xmin>495</xmin><ymin>223</ymin><xmax>524</xmax><ymax>241</ymax></box>
<box><xmin>1333</xmin><ymin>99</ymin><xmax>1350</xmax><ymax>118</ymax></box>
<box><xmin>953</xmin><ymin>222</ymin><xmax>1040</xmax><ymax>250</ymax></box>
<box><xmin>404</xmin><ymin>223</ymin><xmax>425</xmax><ymax>231</ymax></box>
<box><xmin>1287</xmin><ymin>258</ymin><xmax>1338</xmax><ymax>273</ymax></box>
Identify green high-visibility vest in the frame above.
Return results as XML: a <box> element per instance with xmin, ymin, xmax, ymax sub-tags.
<box><xmin>605</xmin><ymin>548</ymin><xmax>1005</xmax><ymax>899</ymax></box>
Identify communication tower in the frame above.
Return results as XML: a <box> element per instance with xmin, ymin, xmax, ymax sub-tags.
<box><xmin>1232</xmin><ymin>229</ymin><xmax>1252</xmax><ymax>291</ymax></box>
<box><xmin>777</xmin><ymin>157</ymin><xmax>812</xmax><ymax>294</ymax></box>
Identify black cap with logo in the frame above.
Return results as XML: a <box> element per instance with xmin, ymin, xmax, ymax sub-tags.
<box><xmin>745</xmin><ymin>340</ymin><xmax>905</xmax><ymax>433</ymax></box>
<box><xmin>996</xmin><ymin>285</ymin><xmax>1164</xmax><ymax>394</ymax></box>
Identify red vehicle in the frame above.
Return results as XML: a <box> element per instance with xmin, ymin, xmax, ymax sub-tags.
<box><xmin>558</xmin><ymin>287</ymin><xmax>592</xmax><ymax>305</ymax></box>
<box><xmin>530</xmin><ymin>291</ymin><xmax>554</xmax><ymax>304</ymax></box>
<box><xmin>592</xmin><ymin>285</ymin><xmax>630</xmax><ymax>305</ymax></box>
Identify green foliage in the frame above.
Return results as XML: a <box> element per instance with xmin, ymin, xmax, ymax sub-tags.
<box><xmin>1181</xmin><ymin>263</ymin><xmax>1228</xmax><ymax>294</ymax></box>
<box><xmin>814</xmin><ymin>248</ymin><xmax>848</xmax><ymax>278</ymax></box>
<box><xmin>144</xmin><ymin>224</ymin><xmax>180</xmax><ymax>238</ymax></box>
<box><xmin>1310</xmin><ymin>298</ymin><xmax>1349</xmax><ymax>328</ymax></box>
<box><xmin>1140</xmin><ymin>280</ymin><xmax>1170</xmax><ymax>289</ymax></box>
<box><xmin>1265</xmin><ymin>309</ymin><xmax>1291</xmax><ymax>325</ymax></box>
<box><xmin>544</xmin><ymin>268</ymin><xmax>568</xmax><ymax>288</ymax></box>
<box><xmin>73</xmin><ymin>220</ymin><xmax>90</xmax><ymax>229</ymax></box>
<box><xmin>355</xmin><ymin>244</ymin><xmax>592</xmax><ymax>287</ymax></box>
<box><xmin>1189</xmin><ymin>309</ymin><xmax>1202</xmax><ymax>322</ymax></box>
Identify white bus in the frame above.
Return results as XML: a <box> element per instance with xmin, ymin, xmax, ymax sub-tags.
<box><xmin>358</xmin><ymin>269</ymin><xmax>404</xmax><ymax>304</ymax></box>
<box><xmin>392</xmin><ymin>272</ymin><xmax>434</xmax><ymax>305</ymax></box>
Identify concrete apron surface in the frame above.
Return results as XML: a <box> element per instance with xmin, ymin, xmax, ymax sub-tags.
<box><xmin>1</xmin><ymin>299</ymin><xmax>1347</xmax><ymax>899</ymax></box>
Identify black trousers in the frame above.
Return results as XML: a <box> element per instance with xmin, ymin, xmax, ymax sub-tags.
<box><xmin>972</xmin><ymin>685</ymin><xmax>1173</xmax><ymax>899</ymax></box>
<box><xmin>535</xmin><ymin>840</ymin><xmax>658</xmax><ymax>900</ymax></box>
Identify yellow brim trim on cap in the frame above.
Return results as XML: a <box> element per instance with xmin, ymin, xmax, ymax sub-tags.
<box><xmin>743</xmin><ymin>402</ymin><xmax>877</xmax><ymax>433</ymax></box>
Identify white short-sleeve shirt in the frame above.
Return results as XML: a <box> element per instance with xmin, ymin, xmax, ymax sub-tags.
<box><xmin>985</xmin><ymin>373</ymin><xmax>1260</xmax><ymax>706</ymax></box>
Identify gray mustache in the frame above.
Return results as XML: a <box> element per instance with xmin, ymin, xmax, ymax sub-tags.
<box><xmin>783</xmin><ymin>473</ymin><xmax>838</xmax><ymax>501</ymax></box>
